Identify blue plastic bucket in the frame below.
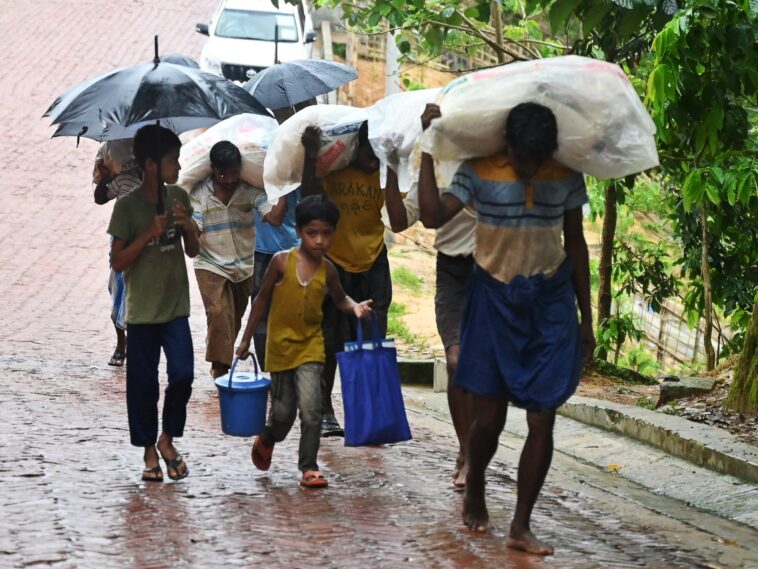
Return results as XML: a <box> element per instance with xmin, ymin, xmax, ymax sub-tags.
<box><xmin>215</xmin><ymin>356</ymin><xmax>271</xmax><ymax>437</ymax></box>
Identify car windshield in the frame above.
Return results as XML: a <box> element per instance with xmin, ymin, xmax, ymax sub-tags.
<box><xmin>215</xmin><ymin>9</ymin><xmax>298</xmax><ymax>42</ymax></box>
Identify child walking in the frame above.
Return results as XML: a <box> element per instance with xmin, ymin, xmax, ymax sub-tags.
<box><xmin>108</xmin><ymin>125</ymin><xmax>200</xmax><ymax>482</ymax></box>
<box><xmin>236</xmin><ymin>195</ymin><xmax>372</xmax><ymax>488</ymax></box>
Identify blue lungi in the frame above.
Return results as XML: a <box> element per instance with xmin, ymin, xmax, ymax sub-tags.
<box><xmin>454</xmin><ymin>259</ymin><xmax>582</xmax><ymax>410</ymax></box>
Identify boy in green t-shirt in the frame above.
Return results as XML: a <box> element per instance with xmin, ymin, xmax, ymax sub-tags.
<box><xmin>108</xmin><ymin>125</ymin><xmax>200</xmax><ymax>482</ymax></box>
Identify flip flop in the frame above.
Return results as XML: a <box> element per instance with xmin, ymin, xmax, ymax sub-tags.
<box><xmin>141</xmin><ymin>465</ymin><xmax>163</xmax><ymax>482</ymax></box>
<box><xmin>251</xmin><ymin>436</ymin><xmax>274</xmax><ymax>471</ymax></box>
<box><xmin>108</xmin><ymin>349</ymin><xmax>126</xmax><ymax>367</ymax></box>
<box><xmin>159</xmin><ymin>453</ymin><xmax>189</xmax><ymax>481</ymax></box>
<box><xmin>299</xmin><ymin>470</ymin><xmax>328</xmax><ymax>488</ymax></box>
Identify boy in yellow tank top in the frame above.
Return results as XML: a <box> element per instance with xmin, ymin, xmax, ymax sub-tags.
<box><xmin>236</xmin><ymin>195</ymin><xmax>373</xmax><ymax>488</ymax></box>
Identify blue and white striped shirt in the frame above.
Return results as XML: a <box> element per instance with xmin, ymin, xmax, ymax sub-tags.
<box><xmin>444</xmin><ymin>155</ymin><xmax>588</xmax><ymax>284</ymax></box>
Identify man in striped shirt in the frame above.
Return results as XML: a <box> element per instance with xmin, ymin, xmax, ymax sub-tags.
<box><xmin>190</xmin><ymin>141</ymin><xmax>284</xmax><ymax>379</ymax></box>
<box><xmin>418</xmin><ymin>102</ymin><xmax>595</xmax><ymax>556</ymax></box>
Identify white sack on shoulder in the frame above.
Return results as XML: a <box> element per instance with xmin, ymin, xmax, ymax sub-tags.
<box><xmin>368</xmin><ymin>88</ymin><xmax>441</xmax><ymax>193</ymax></box>
<box><xmin>418</xmin><ymin>55</ymin><xmax>659</xmax><ymax>186</ymax></box>
<box><xmin>263</xmin><ymin>105</ymin><xmax>368</xmax><ymax>200</ymax></box>
<box><xmin>177</xmin><ymin>114</ymin><xmax>277</xmax><ymax>191</ymax></box>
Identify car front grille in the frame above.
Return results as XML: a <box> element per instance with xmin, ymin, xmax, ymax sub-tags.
<box><xmin>221</xmin><ymin>64</ymin><xmax>266</xmax><ymax>82</ymax></box>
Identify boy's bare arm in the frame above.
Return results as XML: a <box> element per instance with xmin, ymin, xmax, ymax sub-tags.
<box><xmin>384</xmin><ymin>167</ymin><xmax>409</xmax><ymax>232</ymax></box>
<box><xmin>325</xmin><ymin>261</ymin><xmax>373</xmax><ymax>319</ymax></box>
<box><xmin>236</xmin><ymin>253</ymin><xmax>286</xmax><ymax>358</ymax></box>
<box><xmin>418</xmin><ymin>104</ymin><xmax>464</xmax><ymax>228</ymax></box>
<box><xmin>300</xmin><ymin>126</ymin><xmax>324</xmax><ymax>197</ymax></box>
<box><xmin>564</xmin><ymin>207</ymin><xmax>596</xmax><ymax>364</ymax></box>
<box><xmin>110</xmin><ymin>215</ymin><xmax>169</xmax><ymax>272</ymax></box>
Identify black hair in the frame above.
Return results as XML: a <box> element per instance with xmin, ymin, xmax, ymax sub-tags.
<box><xmin>505</xmin><ymin>102</ymin><xmax>558</xmax><ymax>166</ymax></box>
<box><xmin>132</xmin><ymin>124</ymin><xmax>181</xmax><ymax>169</ymax></box>
<box><xmin>210</xmin><ymin>140</ymin><xmax>242</xmax><ymax>170</ymax></box>
<box><xmin>295</xmin><ymin>194</ymin><xmax>340</xmax><ymax>228</ymax></box>
<box><xmin>357</xmin><ymin>120</ymin><xmax>369</xmax><ymax>146</ymax></box>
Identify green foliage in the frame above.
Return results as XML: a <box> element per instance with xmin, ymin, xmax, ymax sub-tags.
<box><xmin>613</xmin><ymin>238</ymin><xmax>679</xmax><ymax>312</ymax></box>
<box><xmin>401</xmin><ymin>75</ymin><xmax>427</xmax><ymax>90</ymax></box>
<box><xmin>647</xmin><ymin>0</ymin><xmax>758</xmax><ymax>345</ymax></box>
<box><xmin>392</xmin><ymin>266</ymin><xmax>424</xmax><ymax>293</ymax></box>
<box><xmin>312</xmin><ymin>0</ymin><xmax>561</xmax><ymax>67</ymax></box>
<box><xmin>387</xmin><ymin>301</ymin><xmax>426</xmax><ymax>348</ymax></box>
<box><xmin>595</xmin><ymin>311</ymin><xmax>645</xmax><ymax>363</ymax></box>
<box><xmin>620</xmin><ymin>346</ymin><xmax>662</xmax><ymax>376</ymax></box>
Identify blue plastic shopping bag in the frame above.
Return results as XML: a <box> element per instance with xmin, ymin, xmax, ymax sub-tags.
<box><xmin>336</xmin><ymin>317</ymin><xmax>412</xmax><ymax>446</ymax></box>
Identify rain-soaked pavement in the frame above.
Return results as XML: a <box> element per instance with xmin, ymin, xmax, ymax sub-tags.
<box><xmin>0</xmin><ymin>354</ymin><xmax>740</xmax><ymax>568</ymax></box>
<box><xmin>0</xmin><ymin>1</ymin><xmax>756</xmax><ymax>568</ymax></box>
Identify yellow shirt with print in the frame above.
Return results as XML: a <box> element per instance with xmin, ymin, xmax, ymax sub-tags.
<box><xmin>322</xmin><ymin>166</ymin><xmax>385</xmax><ymax>273</ymax></box>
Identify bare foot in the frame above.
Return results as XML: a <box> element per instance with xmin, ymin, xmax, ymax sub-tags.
<box><xmin>452</xmin><ymin>452</ymin><xmax>467</xmax><ymax>488</ymax></box>
<box><xmin>453</xmin><ymin>462</ymin><xmax>468</xmax><ymax>489</ymax></box>
<box><xmin>507</xmin><ymin>528</ymin><xmax>554</xmax><ymax>556</ymax></box>
<box><xmin>462</xmin><ymin>483</ymin><xmax>488</xmax><ymax>532</ymax></box>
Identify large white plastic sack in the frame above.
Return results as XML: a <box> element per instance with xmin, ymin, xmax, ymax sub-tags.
<box><xmin>368</xmin><ymin>88</ymin><xmax>441</xmax><ymax>193</ymax></box>
<box><xmin>92</xmin><ymin>139</ymin><xmax>135</xmax><ymax>183</ymax></box>
<box><xmin>417</xmin><ymin>55</ymin><xmax>659</xmax><ymax>185</ymax></box>
<box><xmin>177</xmin><ymin>114</ymin><xmax>278</xmax><ymax>191</ymax></box>
<box><xmin>263</xmin><ymin>105</ymin><xmax>368</xmax><ymax>199</ymax></box>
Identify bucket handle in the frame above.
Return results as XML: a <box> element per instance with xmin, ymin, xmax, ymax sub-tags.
<box><xmin>228</xmin><ymin>351</ymin><xmax>261</xmax><ymax>389</ymax></box>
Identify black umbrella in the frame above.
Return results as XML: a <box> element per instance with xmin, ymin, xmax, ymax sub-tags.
<box><xmin>49</xmin><ymin>51</ymin><xmax>208</xmax><ymax>141</ymax></box>
<box><xmin>242</xmin><ymin>59</ymin><xmax>357</xmax><ymax>110</ymax></box>
<box><xmin>44</xmin><ymin>39</ymin><xmax>270</xmax><ymax>137</ymax></box>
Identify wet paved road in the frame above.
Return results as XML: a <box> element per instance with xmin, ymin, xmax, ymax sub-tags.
<box><xmin>0</xmin><ymin>2</ymin><xmax>753</xmax><ymax>568</ymax></box>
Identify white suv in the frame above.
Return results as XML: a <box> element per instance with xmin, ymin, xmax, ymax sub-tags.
<box><xmin>196</xmin><ymin>0</ymin><xmax>317</xmax><ymax>82</ymax></box>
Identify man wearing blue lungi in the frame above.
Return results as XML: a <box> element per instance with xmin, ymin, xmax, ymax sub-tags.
<box><xmin>417</xmin><ymin>102</ymin><xmax>595</xmax><ymax>556</ymax></box>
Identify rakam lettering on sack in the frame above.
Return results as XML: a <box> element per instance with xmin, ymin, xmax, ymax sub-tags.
<box><xmin>332</xmin><ymin>180</ymin><xmax>382</xmax><ymax>216</ymax></box>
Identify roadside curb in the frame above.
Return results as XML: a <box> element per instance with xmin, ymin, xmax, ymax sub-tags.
<box><xmin>559</xmin><ymin>396</ymin><xmax>758</xmax><ymax>484</ymax></box>
<box><xmin>402</xmin><ymin>386</ymin><xmax>758</xmax><ymax>531</ymax></box>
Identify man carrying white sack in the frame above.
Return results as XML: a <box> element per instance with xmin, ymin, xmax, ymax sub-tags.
<box><xmin>300</xmin><ymin>122</ymin><xmax>395</xmax><ymax>437</ymax></box>
<box><xmin>418</xmin><ymin>102</ymin><xmax>595</xmax><ymax>556</ymax></box>
<box><xmin>190</xmin><ymin>141</ymin><xmax>285</xmax><ymax>379</ymax></box>
<box><xmin>385</xmin><ymin>183</ymin><xmax>476</xmax><ymax>489</ymax></box>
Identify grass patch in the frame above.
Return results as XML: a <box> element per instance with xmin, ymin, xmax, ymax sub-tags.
<box><xmin>589</xmin><ymin>359</ymin><xmax>658</xmax><ymax>385</ymax></box>
<box><xmin>387</xmin><ymin>301</ymin><xmax>426</xmax><ymax>348</ymax></box>
<box><xmin>392</xmin><ymin>266</ymin><xmax>424</xmax><ymax>293</ymax></box>
<box><xmin>635</xmin><ymin>396</ymin><xmax>656</xmax><ymax>410</ymax></box>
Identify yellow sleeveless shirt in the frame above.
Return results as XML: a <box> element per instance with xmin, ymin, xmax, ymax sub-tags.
<box><xmin>265</xmin><ymin>247</ymin><xmax>327</xmax><ymax>372</ymax></box>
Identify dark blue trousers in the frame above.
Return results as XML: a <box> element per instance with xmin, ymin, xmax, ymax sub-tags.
<box><xmin>126</xmin><ymin>317</ymin><xmax>194</xmax><ymax>447</ymax></box>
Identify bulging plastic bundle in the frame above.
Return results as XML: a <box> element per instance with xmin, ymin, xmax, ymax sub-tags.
<box><xmin>263</xmin><ymin>105</ymin><xmax>368</xmax><ymax>199</ymax></box>
<box><xmin>177</xmin><ymin>113</ymin><xmax>278</xmax><ymax>191</ymax></box>
<box><xmin>367</xmin><ymin>88</ymin><xmax>441</xmax><ymax>192</ymax></box>
<box><xmin>92</xmin><ymin>139</ymin><xmax>135</xmax><ymax>184</ymax></box>
<box><xmin>417</xmin><ymin>55</ymin><xmax>659</xmax><ymax>186</ymax></box>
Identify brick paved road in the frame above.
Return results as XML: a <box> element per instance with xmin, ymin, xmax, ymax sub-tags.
<box><xmin>0</xmin><ymin>2</ymin><xmax>754</xmax><ymax>568</ymax></box>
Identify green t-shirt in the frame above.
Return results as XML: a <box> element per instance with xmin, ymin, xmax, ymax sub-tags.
<box><xmin>107</xmin><ymin>185</ymin><xmax>192</xmax><ymax>325</ymax></box>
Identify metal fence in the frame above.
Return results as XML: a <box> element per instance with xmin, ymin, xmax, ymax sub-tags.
<box><xmin>629</xmin><ymin>295</ymin><xmax>732</xmax><ymax>368</ymax></box>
